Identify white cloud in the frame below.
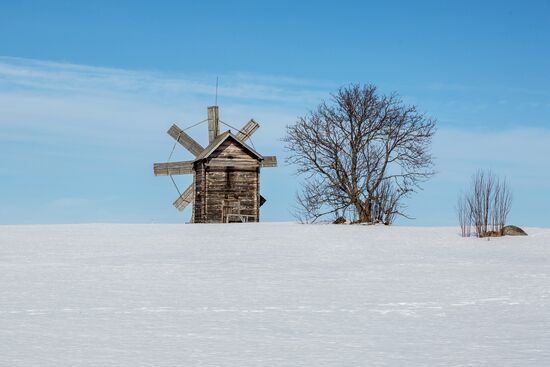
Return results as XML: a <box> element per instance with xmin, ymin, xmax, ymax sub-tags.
<box><xmin>0</xmin><ymin>56</ymin><xmax>330</xmax><ymax>151</ymax></box>
<box><xmin>0</xmin><ymin>56</ymin><xmax>330</xmax><ymax>104</ymax></box>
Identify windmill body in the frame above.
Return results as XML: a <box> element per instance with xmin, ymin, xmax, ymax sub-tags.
<box><xmin>154</xmin><ymin>106</ymin><xmax>277</xmax><ymax>223</ymax></box>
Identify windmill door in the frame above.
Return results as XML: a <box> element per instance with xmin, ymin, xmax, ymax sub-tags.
<box><xmin>222</xmin><ymin>198</ymin><xmax>241</xmax><ymax>223</ymax></box>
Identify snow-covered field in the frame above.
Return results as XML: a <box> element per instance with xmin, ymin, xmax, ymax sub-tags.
<box><xmin>1</xmin><ymin>223</ymin><xmax>549</xmax><ymax>366</ymax></box>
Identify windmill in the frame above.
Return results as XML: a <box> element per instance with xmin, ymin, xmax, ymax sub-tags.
<box><xmin>153</xmin><ymin>105</ymin><xmax>277</xmax><ymax>223</ymax></box>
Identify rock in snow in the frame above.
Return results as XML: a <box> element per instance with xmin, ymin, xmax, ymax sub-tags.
<box><xmin>332</xmin><ymin>216</ymin><xmax>347</xmax><ymax>224</ymax></box>
<box><xmin>502</xmin><ymin>225</ymin><xmax>528</xmax><ymax>236</ymax></box>
<box><xmin>0</xmin><ymin>223</ymin><xmax>549</xmax><ymax>366</ymax></box>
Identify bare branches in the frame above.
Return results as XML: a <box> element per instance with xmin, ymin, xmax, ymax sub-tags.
<box><xmin>284</xmin><ymin>84</ymin><xmax>436</xmax><ymax>224</ymax></box>
<box><xmin>457</xmin><ymin>192</ymin><xmax>472</xmax><ymax>237</ymax></box>
<box><xmin>291</xmin><ymin>178</ymin><xmax>349</xmax><ymax>224</ymax></box>
<box><xmin>371</xmin><ymin>180</ymin><xmax>406</xmax><ymax>225</ymax></box>
<box><xmin>457</xmin><ymin>170</ymin><xmax>513</xmax><ymax>237</ymax></box>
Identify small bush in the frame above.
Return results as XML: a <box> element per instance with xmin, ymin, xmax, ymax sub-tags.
<box><xmin>457</xmin><ymin>170</ymin><xmax>512</xmax><ymax>237</ymax></box>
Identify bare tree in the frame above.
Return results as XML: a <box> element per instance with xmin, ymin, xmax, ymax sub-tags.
<box><xmin>457</xmin><ymin>192</ymin><xmax>472</xmax><ymax>237</ymax></box>
<box><xmin>457</xmin><ymin>170</ymin><xmax>512</xmax><ymax>237</ymax></box>
<box><xmin>284</xmin><ymin>84</ymin><xmax>436</xmax><ymax>224</ymax></box>
<box><xmin>493</xmin><ymin>177</ymin><xmax>513</xmax><ymax>234</ymax></box>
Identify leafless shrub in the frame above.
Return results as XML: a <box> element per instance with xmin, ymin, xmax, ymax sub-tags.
<box><xmin>371</xmin><ymin>180</ymin><xmax>403</xmax><ymax>225</ymax></box>
<box><xmin>458</xmin><ymin>170</ymin><xmax>512</xmax><ymax>237</ymax></box>
<box><xmin>457</xmin><ymin>192</ymin><xmax>472</xmax><ymax>237</ymax></box>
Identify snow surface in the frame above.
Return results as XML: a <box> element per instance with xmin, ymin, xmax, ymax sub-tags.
<box><xmin>1</xmin><ymin>223</ymin><xmax>549</xmax><ymax>366</ymax></box>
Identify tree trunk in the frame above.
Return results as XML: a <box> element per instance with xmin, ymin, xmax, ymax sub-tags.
<box><xmin>354</xmin><ymin>201</ymin><xmax>372</xmax><ymax>223</ymax></box>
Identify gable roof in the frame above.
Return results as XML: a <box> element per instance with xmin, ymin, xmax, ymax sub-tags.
<box><xmin>194</xmin><ymin>130</ymin><xmax>264</xmax><ymax>161</ymax></box>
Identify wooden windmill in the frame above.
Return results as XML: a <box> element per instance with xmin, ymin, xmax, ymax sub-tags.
<box><xmin>153</xmin><ymin>106</ymin><xmax>277</xmax><ymax>223</ymax></box>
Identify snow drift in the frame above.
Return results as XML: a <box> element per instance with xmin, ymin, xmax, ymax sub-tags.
<box><xmin>1</xmin><ymin>223</ymin><xmax>549</xmax><ymax>366</ymax></box>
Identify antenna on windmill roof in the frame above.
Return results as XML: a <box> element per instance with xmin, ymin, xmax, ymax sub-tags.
<box><xmin>215</xmin><ymin>76</ymin><xmax>219</xmax><ymax>106</ymax></box>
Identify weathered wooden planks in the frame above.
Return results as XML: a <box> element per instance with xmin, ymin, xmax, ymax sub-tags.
<box><xmin>192</xmin><ymin>140</ymin><xmax>260</xmax><ymax>223</ymax></box>
<box><xmin>261</xmin><ymin>156</ymin><xmax>277</xmax><ymax>167</ymax></box>
<box><xmin>236</xmin><ymin>119</ymin><xmax>259</xmax><ymax>141</ymax></box>
<box><xmin>157</xmin><ymin>107</ymin><xmax>277</xmax><ymax>222</ymax></box>
<box><xmin>207</xmin><ymin>106</ymin><xmax>219</xmax><ymax>143</ymax></box>
<box><xmin>153</xmin><ymin>161</ymin><xmax>194</xmax><ymax>176</ymax></box>
<box><xmin>206</xmin><ymin>162</ymin><xmax>259</xmax><ymax>170</ymax></box>
<box><xmin>167</xmin><ymin>124</ymin><xmax>204</xmax><ymax>157</ymax></box>
<box><xmin>173</xmin><ymin>185</ymin><xmax>194</xmax><ymax>211</ymax></box>
<box><xmin>209</xmin><ymin>139</ymin><xmax>258</xmax><ymax>160</ymax></box>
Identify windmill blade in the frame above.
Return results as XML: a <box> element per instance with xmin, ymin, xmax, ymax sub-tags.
<box><xmin>261</xmin><ymin>156</ymin><xmax>277</xmax><ymax>167</ymax></box>
<box><xmin>236</xmin><ymin>119</ymin><xmax>259</xmax><ymax>141</ymax></box>
<box><xmin>153</xmin><ymin>161</ymin><xmax>194</xmax><ymax>176</ymax></box>
<box><xmin>167</xmin><ymin>124</ymin><xmax>204</xmax><ymax>157</ymax></box>
<box><xmin>173</xmin><ymin>185</ymin><xmax>194</xmax><ymax>211</ymax></box>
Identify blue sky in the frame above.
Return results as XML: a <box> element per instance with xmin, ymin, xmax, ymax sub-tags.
<box><xmin>1</xmin><ymin>0</ymin><xmax>549</xmax><ymax>225</ymax></box>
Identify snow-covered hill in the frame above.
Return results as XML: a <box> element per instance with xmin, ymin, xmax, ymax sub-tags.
<box><xmin>1</xmin><ymin>223</ymin><xmax>549</xmax><ymax>366</ymax></box>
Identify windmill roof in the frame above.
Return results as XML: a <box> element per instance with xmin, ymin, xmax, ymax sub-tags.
<box><xmin>194</xmin><ymin>130</ymin><xmax>264</xmax><ymax>161</ymax></box>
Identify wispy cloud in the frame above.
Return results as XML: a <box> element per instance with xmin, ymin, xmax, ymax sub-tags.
<box><xmin>0</xmin><ymin>56</ymin><xmax>330</xmax><ymax>104</ymax></box>
<box><xmin>0</xmin><ymin>56</ymin><xmax>332</xmax><ymax>150</ymax></box>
